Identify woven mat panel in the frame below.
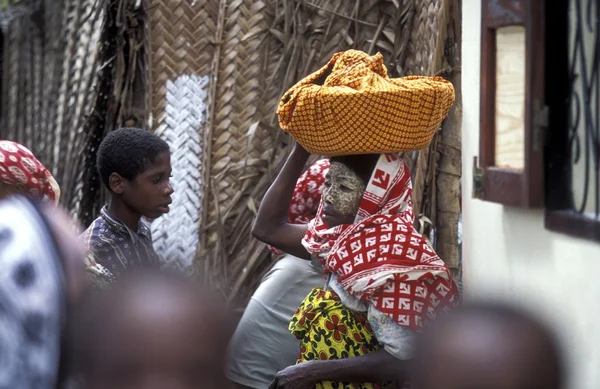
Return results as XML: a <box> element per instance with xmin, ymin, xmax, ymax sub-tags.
<box><xmin>202</xmin><ymin>0</ymin><xmax>277</xmax><ymax>285</ymax></box>
<box><xmin>69</xmin><ymin>0</ymin><xmax>151</xmax><ymax>226</ymax></box>
<box><xmin>0</xmin><ymin>0</ymin><xmax>151</xmax><ymax>227</ymax></box>
<box><xmin>148</xmin><ymin>0</ymin><xmax>218</xmax><ymax>269</ymax></box>
<box><xmin>149</xmin><ymin>0</ymin><xmax>218</xmax><ymax>131</ymax></box>
<box><xmin>402</xmin><ymin>0</ymin><xmax>451</xmax><ymax>265</ymax></box>
<box><xmin>0</xmin><ymin>0</ymin><xmax>104</xmax><ymax>220</ymax></box>
<box><xmin>404</xmin><ymin>0</ymin><xmax>445</xmax><ymax>75</ymax></box>
<box><xmin>54</xmin><ymin>0</ymin><xmax>105</xmax><ymax>223</ymax></box>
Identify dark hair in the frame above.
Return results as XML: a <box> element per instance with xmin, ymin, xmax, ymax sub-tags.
<box><xmin>330</xmin><ymin>154</ymin><xmax>380</xmax><ymax>185</ymax></box>
<box><xmin>96</xmin><ymin>127</ymin><xmax>169</xmax><ymax>189</ymax></box>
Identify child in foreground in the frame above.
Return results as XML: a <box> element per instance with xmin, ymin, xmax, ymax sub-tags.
<box><xmin>70</xmin><ymin>269</ymin><xmax>233</xmax><ymax>389</ymax></box>
<box><xmin>80</xmin><ymin>128</ymin><xmax>174</xmax><ymax>287</ymax></box>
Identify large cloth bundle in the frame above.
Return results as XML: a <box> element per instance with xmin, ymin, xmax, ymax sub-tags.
<box><xmin>278</xmin><ymin>50</ymin><xmax>455</xmax><ymax>156</ymax></box>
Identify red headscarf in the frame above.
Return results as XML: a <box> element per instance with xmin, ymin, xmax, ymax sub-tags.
<box><xmin>302</xmin><ymin>153</ymin><xmax>457</xmax><ymax>330</ymax></box>
<box><xmin>0</xmin><ymin>141</ymin><xmax>61</xmax><ymax>206</ymax></box>
<box><xmin>269</xmin><ymin>159</ymin><xmax>330</xmax><ymax>256</ymax></box>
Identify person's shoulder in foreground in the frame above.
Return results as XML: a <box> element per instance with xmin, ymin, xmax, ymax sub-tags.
<box><xmin>80</xmin><ymin>127</ymin><xmax>174</xmax><ymax>287</ymax></box>
<box><xmin>69</xmin><ymin>269</ymin><xmax>234</xmax><ymax>389</ymax></box>
<box><xmin>413</xmin><ymin>301</ymin><xmax>565</xmax><ymax>389</ymax></box>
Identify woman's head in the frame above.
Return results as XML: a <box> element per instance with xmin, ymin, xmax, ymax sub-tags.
<box><xmin>322</xmin><ymin>154</ymin><xmax>379</xmax><ymax>227</ymax></box>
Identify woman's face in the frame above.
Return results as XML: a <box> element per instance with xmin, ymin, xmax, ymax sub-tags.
<box><xmin>321</xmin><ymin>161</ymin><xmax>366</xmax><ymax>227</ymax></box>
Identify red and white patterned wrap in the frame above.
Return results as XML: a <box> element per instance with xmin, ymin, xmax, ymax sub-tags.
<box><xmin>0</xmin><ymin>140</ymin><xmax>60</xmax><ymax>206</ymax></box>
<box><xmin>302</xmin><ymin>153</ymin><xmax>457</xmax><ymax>330</ymax></box>
<box><xmin>269</xmin><ymin>159</ymin><xmax>330</xmax><ymax>256</ymax></box>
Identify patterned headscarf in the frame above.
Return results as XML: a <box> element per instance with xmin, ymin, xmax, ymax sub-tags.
<box><xmin>269</xmin><ymin>159</ymin><xmax>330</xmax><ymax>256</ymax></box>
<box><xmin>302</xmin><ymin>153</ymin><xmax>458</xmax><ymax>330</ymax></box>
<box><xmin>0</xmin><ymin>141</ymin><xmax>61</xmax><ymax>206</ymax></box>
<box><xmin>0</xmin><ymin>196</ymin><xmax>65</xmax><ymax>389</ymax></box>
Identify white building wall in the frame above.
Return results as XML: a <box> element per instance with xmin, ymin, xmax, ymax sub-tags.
<box><xmin>462</xmin><ymin>2</ymin><xmax>600</xmax><ymax>388</ymax></box>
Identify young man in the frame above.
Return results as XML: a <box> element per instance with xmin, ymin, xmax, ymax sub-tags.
<box><xmin>80</xmin><ymin>128</ymin><xmax>174</xmax><ymax>287</ymax></box>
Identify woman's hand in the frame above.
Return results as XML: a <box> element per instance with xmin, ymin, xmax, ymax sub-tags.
<box><xmin>268</xmin><ymin>363</ymin><xmax>317</xmax><ymax>389</ymax></box>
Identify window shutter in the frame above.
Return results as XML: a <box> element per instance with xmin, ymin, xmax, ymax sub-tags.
<box><xmin>475</xmin><ymin>0</ymin><xmax>546</xmax><ymax>207</ymax></box>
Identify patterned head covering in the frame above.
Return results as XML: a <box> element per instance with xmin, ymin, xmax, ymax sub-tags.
<box><xmin>302</xmin><ymin>153</ymin><xmax>458</xmax><ymax>330</ymax></box>
<box><xmin>269</xmin><ymin>159</ymin><xmax>330</xmax><ymax>256</ymax></box>
<box><xmin>0</xmin><ymin>196</ymin><xmax>65</xmax><ymax>389</ymax></box>
<box><xmin>0</xmin><ymin>141</ymin><xmax>61</xmax><ymax>206</ymax></box>
<box><xmin>277</xmin><ymin>50</ymin><xmax>455</xmax><ymax>155</ymax></box>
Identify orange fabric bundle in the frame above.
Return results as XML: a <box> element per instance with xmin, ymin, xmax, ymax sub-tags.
<box><xmin>277</xmin><ymin>50</ymin><xmax>455</xmax><ymax>156</ymax></box>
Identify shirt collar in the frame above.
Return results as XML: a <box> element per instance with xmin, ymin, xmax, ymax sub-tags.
<box><xmin>100</xmin><ymin>206</ymin><xmax>152</xmax><ymax>241</ymax></box>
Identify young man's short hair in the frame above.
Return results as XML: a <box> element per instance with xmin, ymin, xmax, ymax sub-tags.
<box><xmin>96</xmin><ymin>128</ymin><xmax>169</xmax><ymax>190</ymax></box>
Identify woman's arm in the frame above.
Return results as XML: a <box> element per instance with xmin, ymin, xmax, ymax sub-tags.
<box><xmin>252</xmin><ymin>143</ymin><xmax>312</xmax><ymax>259</ymax></box>
<box><xmin>269</xmin><ymin>349</ymin><xmax>408</xmax><ymax>389</ymax></box>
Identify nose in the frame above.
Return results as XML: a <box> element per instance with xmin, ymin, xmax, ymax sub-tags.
<box><xmin>164</xmin><ymin>182</ymin><xmax>174</xmax><ymax>195</ymax></box>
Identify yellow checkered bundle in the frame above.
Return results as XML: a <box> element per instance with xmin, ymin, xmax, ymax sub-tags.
<box><xmin>278</xmin><ymin>50</ymin><xmax>455</xmax><ymax>155</ymax></box>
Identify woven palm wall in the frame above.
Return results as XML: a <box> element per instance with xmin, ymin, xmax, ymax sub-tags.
<box><xmin>0</xmin><ymin>0</ymin><xmax>150</xmax><ymax>226</ymax></box>
<box><xmin>149</xmin><ymin>0</ymin><xmax>461</xmax><ymax>306</ymax></box>
<box><xmin>0</xmin><ymin>0</ymin><xmax>460</xmax><ymax>306</ymax></box>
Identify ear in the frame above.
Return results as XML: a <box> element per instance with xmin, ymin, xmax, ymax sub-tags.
<box><xmin>108</xmin><ymin>173</ymin><xmax>125</xmax><ymax>194</ymax></box>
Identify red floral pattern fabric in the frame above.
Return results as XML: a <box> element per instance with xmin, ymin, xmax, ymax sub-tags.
<box><xmin>302</xmin><ymin>153</ymin><xmax>457</xmax><ymax>330</ymax></box>
<box><xmin>0</xmin><ymin>141</ymin><xmax>60</xmax><ymax>206</ymax></box>
<box><xmin>269</xmin><ymin>159</ymin><xmax>330</xmax><ymax>256</ymax></box>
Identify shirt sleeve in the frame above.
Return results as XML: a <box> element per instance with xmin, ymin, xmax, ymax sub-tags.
<box><xmin>367</xmin><ymin>304</ymin><xmax>416</xmax><ymax>360</ymax></box>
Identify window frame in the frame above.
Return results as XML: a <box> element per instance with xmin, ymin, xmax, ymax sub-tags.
<box><xmin>476</xmin><ymin>0</ymin><xmax>545</xmax><ymax>207</ymax></box>
<box><xmin>543</xmin><ymin>0</ymin><xmax>600</xmax><ymax>243</ymax></box>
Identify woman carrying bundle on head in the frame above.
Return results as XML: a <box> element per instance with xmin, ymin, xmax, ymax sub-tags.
<box><xmin>252</xmin><ymin>50</ymin><xmax>459</xmax><ymax>389</ymax></box>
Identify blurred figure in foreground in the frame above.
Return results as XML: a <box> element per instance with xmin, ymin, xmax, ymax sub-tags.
<box><xmin>413</xmin><ymin>302</ymin><xmax>565</xmax><ymax>389</ymax></box>
<box><xmin>0</xmin><ymin>196</ymin><xmax>87</xmax><ymax>389</ymax></box>
<box><xmin>70</xmin><ymin>269</ymin><xmax>234</xmax><ymax>389</ymax></box>
<box><xmin>0</xmin><ymin>140</ymin><xmax>61</xmax><ymax>205</ymax></box>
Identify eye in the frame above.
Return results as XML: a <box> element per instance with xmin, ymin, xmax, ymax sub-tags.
<box><xmin>340</xmin><ymin>184</ymin><xmax>352</xmax><ymax>192</ymax></box>
<box><xmin>152</xmin><ymin>178</ymin><xmax>161</xmax><ymax>185</ymax></box>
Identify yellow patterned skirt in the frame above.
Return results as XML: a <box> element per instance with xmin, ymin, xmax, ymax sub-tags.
<box><xmin>289</xmin><ymin>287</ymin><xmax>388</xmax><ymax>389</ymax></box>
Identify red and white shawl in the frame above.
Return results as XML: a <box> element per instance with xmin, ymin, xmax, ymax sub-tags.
<box><xmin>0</xmin><ymin>141</ymin><xmax>60</xmax><ymax>206</ymax></box>
<box><xmin>269</xmin><ymin>159</ymin><xmax>330</xmax><ymax>256</ymax></box>
<box><xmin>302</xmin><ymin>153</ymin><xmax>457</xmax><ymax>330</ymax></box>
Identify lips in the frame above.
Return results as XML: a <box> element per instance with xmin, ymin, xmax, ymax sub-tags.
<box><xmin>157</xmin><ymin>199</ymin><xmax>172</xmax><ymax>213</ymax></box>
<box><xmin>322</xmin><ymin>205</ymin><xmax>339</xmax><ymax>218</ymax></box>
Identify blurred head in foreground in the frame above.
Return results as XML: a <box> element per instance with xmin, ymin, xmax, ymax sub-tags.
<box><xmin>72</xmin><ymin>269</ymin><xmax>234</xmax><ymax>389</ymax></box>
<box><xmin>0</xmin><ymin>196</ymin><xmax>86</xmax><ymax>389</ymax></box>
<box><xmin>413</xmin><ymin>302</ymin><xmax>565</xmax><ymax>389</ymax></box>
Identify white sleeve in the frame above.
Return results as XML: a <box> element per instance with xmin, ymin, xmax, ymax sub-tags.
<box><xmin>367</xmin><ymin>304</ymin><xmax>416</xmax><ymax>360</ymax></box>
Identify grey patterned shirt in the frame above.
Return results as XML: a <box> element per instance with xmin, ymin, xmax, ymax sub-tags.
<box><xmin>80</xmin><ymin>206</ymin><xmax>159</xmax><ymax>287</ymax></box>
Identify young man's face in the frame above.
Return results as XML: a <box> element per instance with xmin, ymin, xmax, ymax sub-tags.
<box><xmin>122</xmin><ymin>152</ymin><xmax>174</xmax><ymax>219</ymax></box>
